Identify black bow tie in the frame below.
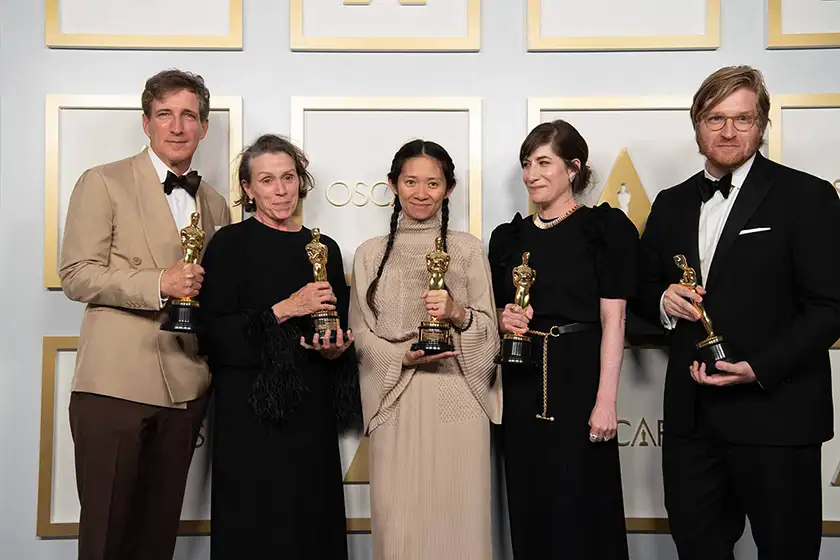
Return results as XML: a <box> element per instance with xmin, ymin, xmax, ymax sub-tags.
<box><xmin>163</xmin><ymin>170</ymin><xmax>201</xmax><ymax>197</ymax></box>
<box><xmin>698</xmin><ymin>173</ymin><xmax>733</xmax><ymax>203</ymax></box>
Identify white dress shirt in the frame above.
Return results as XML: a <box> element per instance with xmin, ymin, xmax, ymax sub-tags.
<box><xmin>659</xmin><ymin>154</ymin><xmax>756</xmax><ymax>330</ymax></box>
<box><xmin>147</xmin><ymin>147</ymin><xmax>199</xmax><ymax>308</ymax></box>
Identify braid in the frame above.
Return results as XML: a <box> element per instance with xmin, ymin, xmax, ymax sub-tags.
<box><xmin>440</xmin><ymin>198</ymin><xmax>450</xmax><ymax>252</ymax></box>
<box><xmin>366</xmin><ymin>198</ymin><xmax>402</xmax><ymax>314</ymax></box>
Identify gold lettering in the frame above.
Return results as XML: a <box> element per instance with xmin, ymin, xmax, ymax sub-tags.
<box><xmin>326</xmin><ymin>181</ymin><xmax>353</xmax><ymax>207</ymax></box>
<box><xmin>327</xmin><ymin>181</ymin><xmax>394</xmax><ymax>208</ymax></box>
<box><xmin>370</xmin><ymin>181</ymin><xmax>395</xmax><ymax>207</ymax></box>
<box><xmin>351</xmin><ymin>182</ymin><xmax>368</xmax><ymax>207</ymax></box>
<box><xmin>617</xmin><ymin>419</ymin><xmax>632</xmax><ymax>447</ymax></box>
<box><xmin>658</xmin><ymin>419</ymin><xmax>665</xmax><ymax>447</ymax></box>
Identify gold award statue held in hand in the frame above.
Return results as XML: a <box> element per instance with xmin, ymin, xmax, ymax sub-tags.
<box><xmin>307</xmin><ymin>228</ymin><xmax>341</xmax><ymax>343</ymax></box>
<box><xmin>498</xmin><ymin>252</ymin><xmax>536</xmax><ymax>366</ymax></box>
<box><xmin>411</xmin><ymin>236</ymin><xmax>455</xmax><ymax>355</ymax></box>
<box><xmin>673</xmin><ymin>254</ymin><xmax>734</xmax><ymax>373</ymax></box>
<box><xmin>161</xmin><ymin>212</ymin><xmax>205</xmax><ymax>333</ymax></box>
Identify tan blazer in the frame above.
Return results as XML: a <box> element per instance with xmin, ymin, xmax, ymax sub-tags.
<box><xmin>59</xmin><ymin>149</ymin><xmax>231</xmax><ymax>408</ymax></box>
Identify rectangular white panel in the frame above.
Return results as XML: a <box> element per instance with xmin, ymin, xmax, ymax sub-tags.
<box><xmin>782</xmin><ymin>0</ymin><xmax>840</xmax><ymax>35</ymax></box>
<box><xmin>538</xmin><ymin>107</ymin><xmax>704</xmax><ymax>209</ymax></box>
<box><xmin>779</xmin><ymin>107</ymin><xmax>840</xmax><ymax>189</ymax></box>
<box><xmin>300</xmin><ymin>108</ymin><xmax>472</xmax><ymax>275</ymax></box>
<box><xmin>55</xmin><ymin>104</ymin><xmax>233</xmax><ymax>281</ymax></box>
<box><xmin>302</xmin><ymin>0</ymin><xmax>467</xmax><ymax>39</ymax></box>
<box><xmin>58</xmin><ymin>0</ymin><xmax>230</xmax><ymax>36</ymax></box>
<box><xmin>47</xmin><ymin>347</ymin><xmax>212</xmax><ymax>525</ymax></box>
<box><xmin>541</xmin><ymin>0</ymin><xmax>707</xmax><ymax>38</ymax></box>
<box><xmin>617</xmin><ymin>348</ymin><xmax>668</xmax><ymax>520</ymax></box>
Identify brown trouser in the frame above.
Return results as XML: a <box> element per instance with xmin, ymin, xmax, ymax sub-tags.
<box><xmin>69</xmin><ymin>391</ymin><xmax>208</xmax><ymax>560</ymax></box>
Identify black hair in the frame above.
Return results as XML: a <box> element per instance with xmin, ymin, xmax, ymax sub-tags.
<box><xmin>366</xmin><ymin>139</ymin><xmax>455</xmax><ymax>314</ymax></box>
<box><xmin>520</xmin><ymin>120</ymin><xmax>592</xmax><ymax>194</ymax></box>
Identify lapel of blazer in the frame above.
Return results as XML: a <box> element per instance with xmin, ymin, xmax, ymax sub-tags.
<box><xmin>133</xmin><ymin>149</ymin><xmax>182</xmax><ymax>268</ymax></box>
<box><xmin>675</xmin><ymin>174</ymin><xmax>704</xmax><ymax>285</ymax></box>
<box><xmin>705</xmin><ymin>152</ymin><xmax>774</xmax><ymax>291</ymax></box>
<box><xmin>195</xmin><ymin>182</ymin><xmax>217</xmax><ymax>260</ymax></box>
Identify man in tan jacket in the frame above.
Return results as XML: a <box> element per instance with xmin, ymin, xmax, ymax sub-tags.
<box><xmin>59</xmin><ymin>69</ymin><xmax>230</xmax><ymax>560</ymax></box>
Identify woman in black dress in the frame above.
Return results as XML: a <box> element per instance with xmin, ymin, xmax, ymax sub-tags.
<box><xmin>489</xmin><ymin>120</ymin><xmax>638</xmax><ymax>558</ymax></box>
<box><xmin>198</xmin><ymin>134</ymin><xmax>360</xmax><ymax>559</ymax></box>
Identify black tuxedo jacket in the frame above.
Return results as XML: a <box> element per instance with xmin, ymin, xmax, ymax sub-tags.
<box><xmin>634</xmin><ymin>153</ymin><xmax>840</xmax><ymax>446</ymax></box>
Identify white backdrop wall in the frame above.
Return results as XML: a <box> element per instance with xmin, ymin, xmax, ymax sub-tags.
<box><xmin>2</xmin><ymin>1</ymin><xmax>840</xmax><ymax>559</ymax></box>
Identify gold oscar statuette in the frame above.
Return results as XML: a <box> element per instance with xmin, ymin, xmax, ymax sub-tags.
<box><xmin>410</xmin><ymin>236</ymin><xmax>454</xmax><ymax>354</ymax></box>
<box><xmin>161</xmin><ymin>212</ymin><xmax>205</xmax><ymax>333</ymax></box>
<box><xmin>307</xmin><ymin>228</ymin><xmax>341</xmax><ymax>343</ymax></box>
<box><xmin>673</xmin><ymin>254</ymin><xmax>734</xmax><ymax>372</ymax></box>
<box><xmin>497</xmin><ymin>252</ymin><xmax>536</xmax><ymax>366</ymax></box>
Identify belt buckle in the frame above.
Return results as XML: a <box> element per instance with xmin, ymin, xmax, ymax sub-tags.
<box><xmin>548</xmin><ymin>325</ymin><xmax>562</xmax><ymax>337</ymax></box>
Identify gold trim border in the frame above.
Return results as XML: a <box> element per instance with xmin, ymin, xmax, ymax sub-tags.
<box><xmin>768</xmin><ymin>93</ymin><xmax>840</xmax><ymax>351</ymax></box>
<box><xmin>767</xmin><ymin>0</ymin><xmax>840</xmax><ymax>49</ymax></box>
<box><xmin>37</xmin><ymin>336</ymin><xmax>371</xmax><ymax>537</ymax></box>
<box><xmin>36</xmin><ymin>336</ymin><xmax>211</xmax><ymax>537</ymax></box>
<box><xmin>290</xmin><ymin>96</ymin><xmax>483</xmax><ymax>241</ymax></box>
<box><xmin>289</xmin><ymin>0</ymin><xmax>480</xmax><ymax>52</ymax></box>
<box><xmin>45</xmin><ymin>0</ymin><xmax>242</xmax><ymax>50</ymax></box>
<box><xmin>768</xmin><ymin>93</ymin><xmax>840</xmax><ymax>163</ymax></box>
<box><xmin>44</xmin><ymin>94</ymin><xmax>243</xmax><ymax>289</ymax></box>
<box><xmin>527</xmin><ymin>0</ymin><xmax>720</xmax><ymax>51</ymax></box>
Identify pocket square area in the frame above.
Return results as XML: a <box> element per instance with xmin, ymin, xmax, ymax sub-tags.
<box><xmin>739</xmin><ymin>227</ymin><xmax>771</xmax><ymax>235</ymax></box>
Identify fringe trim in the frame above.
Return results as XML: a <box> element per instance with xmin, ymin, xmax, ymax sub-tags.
<box><xmin>245</xmin><ymin>309</ymin><xmax>308</xmax><ymax>425</ymax></box>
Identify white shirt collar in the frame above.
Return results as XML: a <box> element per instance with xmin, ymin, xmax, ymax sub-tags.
<box><xmin>703</xmin><ymin>152</ymin><xmax>756</xmax><ymax>190</ymax></box>
<box><xmin>146</xmin><ymin>146</ymin><xmax>193</xmax><ymax>184</ymax></box>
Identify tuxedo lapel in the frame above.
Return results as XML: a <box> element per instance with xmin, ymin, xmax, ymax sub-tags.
<box><xmin>705</xmin><ymin>153</ymin><xmax>774</xmax><ymax>291</ymax></box>
<box><xmin>195</xmin><ymin>183</ymin><xmax>217</xmax><ymax>259</ymax></box>
<box><xmin>133</xmin><ymin>150</ymin><xmax>182</xmax><ymax>268</ymax></box>
<box><xmin>678</xmin><ymin>174</ymin><xmax>704</xmax><ymax>285</ymax></box>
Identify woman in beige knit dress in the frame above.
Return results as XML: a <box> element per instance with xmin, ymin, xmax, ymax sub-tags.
<box><xmin>349</xmin><ymin>139</ymin><xmax>502</xmax><ymax>559</ymax></box>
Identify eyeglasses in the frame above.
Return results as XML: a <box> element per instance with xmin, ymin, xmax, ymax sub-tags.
<box><xmin>703</xmin><ymin>113</ymin><xmax>758</xmax><ymax>132</ymax></box>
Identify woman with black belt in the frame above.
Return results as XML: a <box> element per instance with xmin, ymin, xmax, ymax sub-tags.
<box><xmin>489</xmin><ymin>119</ymin><xmax>638</xmax><ymax>559</ymax></box>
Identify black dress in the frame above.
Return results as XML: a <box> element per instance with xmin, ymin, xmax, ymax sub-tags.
<box><xmin>198</xmin><ymin>218</ymin><xmax>361</xmax><ymax>560</ymax></box>
<box><xmin>488</xmin><ymin>204</ymin><xmax>638</xmax><ymax>559</ymax></box>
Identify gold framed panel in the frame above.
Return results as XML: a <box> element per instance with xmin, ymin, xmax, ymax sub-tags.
<box><xmin>44</xmin><ymin>94</ymin><xmax>243</xmax><ymax>289</ymax></box>
<box><xmin>290</xmin><ymin>96</ymin><xmax>482</xmax><ymax>238</ymax></box>
<box><xmin>527</xmin><ymin>0</ymin><xmax>720</xmax><ymax>51</ymax></box>
<box><xmin>767</xmin><ymin>0</ymin><xmax>840</xmax><ymax>49</ymax></box>
<box><xmin>526</xmin><ymin>96</ymin><xmax>694</xmax><ymax>216</ymax></box>
<box><xmin>768</xmin><ymin>93</ymin><xmax>840</xmax><ymax>351</ymax></box>
<box><xmin>45</xmin><ymin>0</ymin><xmax>243</xmax><ymax>49</ymax></box>
<box><xmin>768</xmin><ymin>93</ymin><xmax>840</xmax><ymax>162</ymax></box>
<box><xmin>289</xmin><ymin>0</ymin><xmax>480</xmax><ymax>51</ymax></box>
<box><xmin>36</xmin><ymin>336</ymin><xmax>209</xmax><ymax>537</ymax></box>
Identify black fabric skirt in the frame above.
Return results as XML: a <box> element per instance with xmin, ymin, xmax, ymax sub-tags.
<box><xmin>210</xmin><ymin>367</ymin><xmax>348</xmax><ymax>560</ymax></box>
<box><xmin>501</xmin><ymin>319</ymin><xmax>629</xmax><ymax>559</ymax></box>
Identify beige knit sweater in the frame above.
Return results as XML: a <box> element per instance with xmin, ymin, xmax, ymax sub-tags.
<box><xmin>349</xmin><ymin>214</ymin><xmax>502</xmax><ymax>560</ymax></box>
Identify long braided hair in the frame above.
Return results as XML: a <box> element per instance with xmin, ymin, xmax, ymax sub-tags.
<box><xmin>366</xmin><ymin>139</ymin><xmax>456</xmax><ymax>315</ymax></box>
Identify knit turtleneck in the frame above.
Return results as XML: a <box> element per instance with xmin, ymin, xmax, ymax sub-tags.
<box><xmin>398</xmin><ymin>212</ymin><xmax>441</xmax><ymax>233</ymax></box>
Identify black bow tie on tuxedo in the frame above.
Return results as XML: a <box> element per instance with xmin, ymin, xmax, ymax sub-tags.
<box><xmin>698</xmin><ymin>173</ymin><xmax>733</xmax><ymax>203</ymax></box>
<box><xmin>163</xmin><ymin>170</ymin><xmax>201</xmax><ymax>197</ymax></box>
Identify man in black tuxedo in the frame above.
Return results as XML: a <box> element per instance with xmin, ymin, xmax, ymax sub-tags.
<box><xmin>634</xmin><ymin>65</ymin><xmax>840</xmax><ymax>559</ymax></box>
